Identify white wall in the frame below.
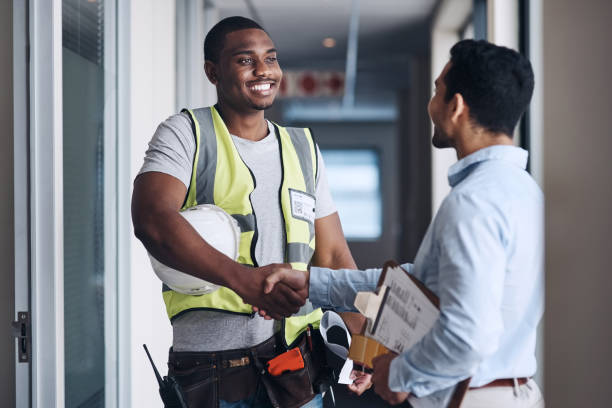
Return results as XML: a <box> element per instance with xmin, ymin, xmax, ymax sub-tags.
<box><xmin>528</xmin><ymin>0</ymin><xmax>543</xmax><ymax>187</ymax></box>
<box><xmin>430</xmin><ymin>0</ymin><xmax>471</xmax><ymax>213</ymax></box>
<box><xmin>125</xmin><ymin>1</ymin><xmax>176</xmax><ymax>407</ymax></box>
<box><xmin>175</xmin><ymin>0</ymin><xmax>218</xmax><ymax>110</ymax></box>
<box><xmin>487</xmin><ymin>0</ymin><xmax>519</xmax><ymax>50</ymax></box>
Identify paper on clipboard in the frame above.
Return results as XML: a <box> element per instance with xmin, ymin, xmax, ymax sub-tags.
<box><xmin>358</xmin><ymin>265</ymin><xmax>440</xmax><ymax>354</ymax></box>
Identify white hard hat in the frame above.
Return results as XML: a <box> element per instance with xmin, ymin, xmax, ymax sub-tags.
<box><xmin>148</xmin><ymin>204</ymin><xmax>241</xmax><ymax>295</ymax></box>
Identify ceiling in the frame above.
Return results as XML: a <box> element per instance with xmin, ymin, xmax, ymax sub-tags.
<box><xmin>214</xmin><ymin>0</ymin><xmax>438</xmax><ymax>119</ymax></box>
<box><xmin>216</xmin><ymin>0</ymin><xmax>438</xmax><ymax>68</ymax></box>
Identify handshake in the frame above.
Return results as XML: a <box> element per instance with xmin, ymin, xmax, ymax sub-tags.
<box><xmin>233</xmin><ymin>263</ymin><xmax>310</xmax><ymax>320</ymax></box>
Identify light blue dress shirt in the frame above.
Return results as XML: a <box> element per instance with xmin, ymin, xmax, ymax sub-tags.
<box><xmin>309</xmin><ymin>145</ymin><xmax>544</xmax><ymax>397</ymax></box>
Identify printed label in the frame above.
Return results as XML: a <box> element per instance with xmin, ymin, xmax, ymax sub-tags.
<box><xmin>289</xmin><ymin>189</ymin><xmax>316</xmax><ymax>224</ymax></box>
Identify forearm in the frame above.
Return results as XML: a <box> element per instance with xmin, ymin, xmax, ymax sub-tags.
<box><xmin>133</xmin><ymin>172</ymin><xmax>307</xmax><ymax>319</ymax></box>
<box><xmin>314</xmin><ymin>249</ymin><xmax>357</xmax><ymax>270</ymax></box>
<box><xmin>387</xmin><ymin>275</ymin><xmax>504</xmax><ymax>396</ymax></box>
<box><xmin>308</xmin><ymin>262</ymin><xmax>413</xmax><ymax>312</ymax></box>
<box><xmin>389</xmin><ymin>260</ymin><xmax>504</xmax><ymax>394</ymax></box>
<box><xmin>388</xmin><ymin>318</ymin><xmax>492</xmax><ymax>396</ymax></box>
<box><xmin>134</xmin><ymin>207</ymin><xmax>245</xmax><ymax>290</ymax></box>
<box><xmin>308</xmin><ymin>266</ymin><xmax>381</xmax><ymax>312</ymax></box>
<box><xmin>311</xmin><ymin>212</ymin><xmax>357</xmax><ymax>270</ymax></box>
<box><xmin>311</xmin><ymin>241</ymin><xmax>356</xmax><ymax>270</ymax></box>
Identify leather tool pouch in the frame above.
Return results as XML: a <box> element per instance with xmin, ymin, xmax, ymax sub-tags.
<box><xmin>168</xmin><ymin>349</ymin><xmax>259</xmax><ymax>408</ymax></box>
<box><xmin>166</xmin><ymin>329</ymin><xmax>332</xmax><ymax>408</ymax></box>
<box><xmin>167</xmin><ymin>357</ymin><xmax>218</xmax><ymax>408</ymax></box>
<box><xmin>253</xmin><ymin>328</ymin><xmax>329</xmax><ymax>408</ymax></box>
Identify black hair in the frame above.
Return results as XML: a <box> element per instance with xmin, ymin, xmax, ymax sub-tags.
<box><xmin>204</xmin><ymin>16</ymin><xmax>266</xmax><ymax>63</ymax></box>
<box><xmin>444</xmin><ymin>39</ymin><xmax>534</xmax><ymax>136</ymax></box>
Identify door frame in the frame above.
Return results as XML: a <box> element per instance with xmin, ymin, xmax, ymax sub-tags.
<box><xmin>13</xmin><ymin>0</ymin><xmax>31</xmax><ymax>406</ymax></box>
<box><xmin>27</xmin><ymin>0</ymin><xmax>65</xmax><ymax>407</ymax></box>
<box><xmin>23</xmin><ymin>1</ymin><xmax>124</xmax><ymax>406</ymax></box>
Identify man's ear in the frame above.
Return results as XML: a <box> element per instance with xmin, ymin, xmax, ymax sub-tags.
<box><xmin>204</xmin><ymin>60</ymin><xmax>218</xmax><ymax>85</ymax></box>
<box><xmin>450</xmin><ymin>93</ymin><xmax>466</xmax><ymax>124</ymax></box>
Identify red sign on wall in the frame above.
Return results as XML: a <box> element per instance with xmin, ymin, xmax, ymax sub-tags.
<box><xmin>278</xmin><ymin>71</ymin><xmax>345</xmax><ymax>98</ymax></box>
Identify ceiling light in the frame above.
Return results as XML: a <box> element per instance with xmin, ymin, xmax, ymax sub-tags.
<box><xmin>322</xmin><ymin>37</ymin><xmax>336</xmax><ymax>48</ymax></box>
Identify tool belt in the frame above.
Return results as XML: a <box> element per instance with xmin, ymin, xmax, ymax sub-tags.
<box><xmin>167</xmin><ymin>327</ymin><xmax>330</xmax><ymax>408</ymax></box>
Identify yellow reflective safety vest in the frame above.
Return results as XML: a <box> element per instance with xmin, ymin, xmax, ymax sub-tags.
<box><xmin>162</xmin><ymin>106</ymin><xmax>322</xmax><ymax>346</ymax></box>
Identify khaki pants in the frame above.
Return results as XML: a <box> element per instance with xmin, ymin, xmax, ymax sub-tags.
<box><xmin>461</xmin><ymin>379</ymin><xmax>544</xmax><ymax>408</ymax></box>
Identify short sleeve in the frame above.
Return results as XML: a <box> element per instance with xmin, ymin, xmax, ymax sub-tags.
<box><xmin>314</xmin><ymin>145</ymin><xmax>337</xmax><ymax>219</ymax></box>
<box><xmin>138</xmin><ymin>112</ymin><xmax>196</xmax><ymax>188</ymax></box>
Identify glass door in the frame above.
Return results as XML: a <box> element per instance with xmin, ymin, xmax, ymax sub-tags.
<box><xmin>26</xmin><ymin>0</ymin><xmax>118</xmax><ymax>406</ymax></box>
<box><xmin>61</xmin><ymin>0</ymin><xmax>117</xmax><ymax>406</ymax></box>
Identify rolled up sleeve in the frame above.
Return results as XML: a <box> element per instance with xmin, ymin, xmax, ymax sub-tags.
<box><xmin>309</xmin><ymin>263</ymin><xmax>413</xmax><ymax>313</ymax></box>
<box><xmin>309</xmin><ymin>266</ymin><xmax>381</xmax><ymax>312</ymax></box>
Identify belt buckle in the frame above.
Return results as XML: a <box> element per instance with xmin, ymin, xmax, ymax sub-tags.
<box><xmin>222</xmin><ymin>356</ymin><xmax>250</xmax><ymax>369</ymax></box>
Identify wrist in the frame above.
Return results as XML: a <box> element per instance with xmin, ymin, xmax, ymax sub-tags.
<box><xmin>226</xmin><ymin>261</ymin><xmax>249</xmax><ymax>294</ymax></box>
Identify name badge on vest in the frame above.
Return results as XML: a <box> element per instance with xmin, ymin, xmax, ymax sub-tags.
<box><xmin>289</xmin><ymin>189</ymin><xmax>315</xmax><ymax>224</ymax></box>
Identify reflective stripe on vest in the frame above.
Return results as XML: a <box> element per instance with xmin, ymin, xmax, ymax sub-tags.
<box><xmin>162</xmin><ymin>106</ymin><xmax>321</xmax><ymax>345</ymax></box>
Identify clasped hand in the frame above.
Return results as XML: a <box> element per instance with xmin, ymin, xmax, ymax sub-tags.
<box><xmin>244</xmin><ymin>265</ymin><xmax>310</xmax><ymax>320</ymax></box>
<box><xmin>237</xmin><ymin>263</ymin><xmax>309</xmax><ymax>320</ymax></box>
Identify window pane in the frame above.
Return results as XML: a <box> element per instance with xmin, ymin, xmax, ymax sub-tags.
<box><xmin>62</xmin><ymin>0</ymin><xmax>105</xmax><ymax>406</ymax></box>
<box><xmin>321</xmin><ymin>149</ymin><xmax>382</xmax><ymax>240</ymax></box>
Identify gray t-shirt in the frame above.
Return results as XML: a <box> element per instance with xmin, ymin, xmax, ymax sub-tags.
<box><xmin>139</xmin><ymin>112</ymin><xmax>336</xmax><ymax>351</ymax></box>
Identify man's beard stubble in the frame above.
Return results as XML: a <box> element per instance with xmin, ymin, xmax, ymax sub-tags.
<box><xmin>249</xmin><ymin>97</ymin><xmax>274</xmax><ymax>111</ymax></box>
<box><xmin>432</xmin><ymin>126</ymin><xmax>452</xmax><ymax>148</ymax></box>
<box><xmin>252</xmin><ymin>103</ymin><xmax>272</xmax><ymax>111</ymax></box>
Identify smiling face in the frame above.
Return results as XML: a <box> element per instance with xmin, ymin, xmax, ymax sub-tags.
<box><xmin>205</xmin><ymin>28</ymin><xmax>282</xmax><ymax>113</ymax></box>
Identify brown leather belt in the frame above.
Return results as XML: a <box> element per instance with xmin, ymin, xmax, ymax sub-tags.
<box><xmin>470</xmin><ymin>377</ymin><xmax>529</xmax><ymax>390</ymax></box>
<box><xmin>168</xmin><ymin>333</ymin><xmax>278</xmax><ymax>371</ymax></box>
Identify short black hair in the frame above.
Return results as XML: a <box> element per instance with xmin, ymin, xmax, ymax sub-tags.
<box><xmin>444</xmin><ymin>39</ymin><xmax>534</xmax><ymax>136</ymax></box>
<box><xmin>204</xmin><ymin>16</ymin><xmax>266</xmax><ymax>63</ymax></box>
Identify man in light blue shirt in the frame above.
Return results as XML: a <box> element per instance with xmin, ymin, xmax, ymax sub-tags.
<box><xmin>262</xmin><ymin>40</ymin><xmax>544</xmax><ymax>407</ymax></box>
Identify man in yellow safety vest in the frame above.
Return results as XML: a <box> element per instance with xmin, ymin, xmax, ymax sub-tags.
<box><xmin>132</xmin><ymin>16</ymin><xmax>356</xmax><ymax>408</ymax></box>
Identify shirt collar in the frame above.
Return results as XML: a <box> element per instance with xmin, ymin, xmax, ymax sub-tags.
<box><xmin>448</xmin><ymin>145</ymin><xmax>529</xmax><ymax>187</ymax></box>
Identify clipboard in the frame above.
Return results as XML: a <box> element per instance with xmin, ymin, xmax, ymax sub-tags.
<box><xmin>378</xmin><ymin>260</ymin><xmax>440</xmax><ymax>307</ymax></box>
<box><xmin>348</xmin><ymin>260</ymin><xmax>471</xmax><ymax>408</ymax></box>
